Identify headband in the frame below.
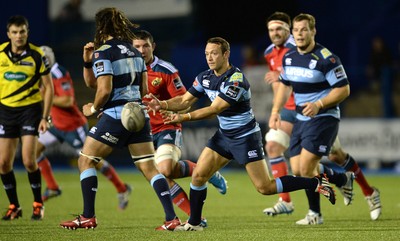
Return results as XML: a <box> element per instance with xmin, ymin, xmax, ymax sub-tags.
<box><xmin>268</xmin><ymin>20</ymin><xmax>290</xmax><ymax>31</ymax></box>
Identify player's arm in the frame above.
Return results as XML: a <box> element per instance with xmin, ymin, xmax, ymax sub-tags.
<box><xmin>269</xmin><ymin>82</ymin><xmax>292</xmax><ymax>130</ymax></box>
<box><xmin>317</xmin><ymin>85</ymin><xmax>350</xmax><ymax>109</ymax></box>
<box><xmin>161</xmin><ymin>91</ymin><xmax>197</xmax><ymax>112</ymax></box>
<box><xmin>82</xmin><ymin>74</ymin><xmax>112</xmax><ymax>116</ymax></box>
<box><xmin>39</xmin><ymin>73</ymin><xmax>54</xmax><ymax>132</ymax></box>
<box><xmin>140</xmin><ymin>72</ymin><xmax>149</xmax><ymax>98</ymax></box>
<box><xmin>83</xmin><ymin>42</ymin><xmax>97</xmax><ymax>89</ymax></box>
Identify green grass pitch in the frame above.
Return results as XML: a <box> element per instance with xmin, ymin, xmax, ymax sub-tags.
<box><xmin>0</xmin><ymin>170</ymin><xmax>399</xmax><ymax>241</ymax></box>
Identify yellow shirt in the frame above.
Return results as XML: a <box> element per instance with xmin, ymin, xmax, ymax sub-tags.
<box><xmin>0</xmin><ymin>42</ymin><xmax>50</xmax><ymax>108</ymax></box>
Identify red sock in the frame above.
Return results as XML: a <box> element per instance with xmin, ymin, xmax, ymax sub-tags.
<box><xmin>38</xmin><ymin>157</ymin><xmax>59</xmax><ymax>190</ymax></box>
<box><xmin>349</xmin><ymin>162</ymin><xmax>374</xmax><ymax>196</ymax></box>
<box><xmin>171</xmin><ymin>188</ymin><xmax>191</xmax><ymax>216</ymax></box>
<box><xmin>100</xmin><ymin>162</ymin><xmax>126</xmax><ymax>193</ymax></box>
<box><xmin>178</xmin><ymin>160</ymin><xmax>196</xmax><ymax>177</ymax></box>
<box><xmin>270</xmin><ymin>157</ymin><xmax>291</xmax><ymax>202</ymax></box>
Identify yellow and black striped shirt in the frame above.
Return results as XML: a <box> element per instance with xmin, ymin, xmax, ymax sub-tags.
<box><xmin>0</xmin><ymin>41</ymin><xmax>50</xmax><ymax>108</ymax></box>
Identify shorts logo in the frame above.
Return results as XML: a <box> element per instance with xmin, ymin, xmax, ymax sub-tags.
<box><xmin>247</xmin><ymin>150</ymin><xmax>258</xmax><ymax>158</ymax></box>
<box><xmin>89</xmin><ymin>126</ymin><xmax>97</xmax><ymax>134</ymax></box>
<box><xmin>318</xmin><ymin>145</ymin><xmax>327</xmax><ymax>153</ymax></box>
<box><xmin>101</xmin><ymin>132</ymin><xmax>119</xmax><ymax>144</ymax></box>
<box><xmin>22</xmin><ymin>125</ymin><xmax>35</xmax><ymax>131</ymax></box>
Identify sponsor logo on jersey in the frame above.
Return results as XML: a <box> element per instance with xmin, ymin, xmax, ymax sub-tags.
<box><xmin>225</xmin><ymin>85</ymin><xmax>239</xmax><ymax>99</ymax></box>
<box><xmin>61</xmin><ymin>81</ymin><xmax>71</xmax><ymax>91</ymax></box>
<box><xmin>4</xmin><ymin>72</ymin><xmax>27</xmax><ymax>82</ymax></box>
<box><xmin>229</xmin><ymin>72</ymin><xmax>243</xmax><ymax>82</ymax></box>
<box><xmin>247</xmin><ymin>150</ymin><xmax>258</xmax><ymax>158</ymax></box>
<box><xmin>95</xmin><ymin>62</ymin><xmax>104</xmax><ymax>73</ymax></box>
<box><xmin>285</xmin><ymin>67</ymin><xmax>313</xmax><ymax>78</ymax></box>
<box><xmin>202</xmin><ymin>79</ymin><xmax>210</xmax><ymax>88</ymax></box>
<box><xmin>20</xmin><ymin>60</ymin><xmax>33</xmax><ymax>66</ymax></box>
<box><xmin>320</xmin><ymin>48</ymin><xmax>332</xmax><ymax>59</ymax></box>
<box><xmin>173</xmin><ymin>77</ymin><xmax>183</xmax><ymax>90</ymax></box>
<box><xmin>309</xmin><ymin>59</ymin><xmax>317</xmax><ymax>69</ymax></box>
<box><xmin>117</xmin><ymin>45</ymin><xmax>135</xmax><ymax>56</ymax></box>
<box><xmin>285</xmin><ymin>58</ymin><xmax>292</xmax><ymax>65</ymax></box>
<box><xmin>334</xmin><ymin>66</ymin><xmax>346</xmax><ymax>79</ymax></box>
<box><xmin>101</xmin><ymin>132</ymin><xmax>119</xmax><ymax>144</ymax></box>
<box><xmin>151</xmin><ymin>77</ymin><xmax>162</xmax><ymax>87</ymax></box>
<box><xmin>97</xmin><ymin>45</ymin><xmax>112</xmax><ymax>51</ymax></box>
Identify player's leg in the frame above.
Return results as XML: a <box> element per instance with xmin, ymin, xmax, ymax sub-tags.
<box><xmin>36</xmin><ymin>131</ymin><xmax>62</xmax><ymax>201</ymax></box>
<box><xmin>263</xmin><ymin>119</ymin><xmax>293</xmax><ymax>216</ymax></box>
<box><xmin>0</xmin><ymin>137</ymin><xmax>22</xmax><ymax>220</ymax></box>
<box><xmin>329</xmin><ymin>137</ymin><xmax>381</xmax><ymax>220</ymax></box>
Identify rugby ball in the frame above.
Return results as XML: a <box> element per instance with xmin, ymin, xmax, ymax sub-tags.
<box><xmin>121</xmin><ymin>102</ymin><xmax>145</xmax><ymax>132</ymax></box>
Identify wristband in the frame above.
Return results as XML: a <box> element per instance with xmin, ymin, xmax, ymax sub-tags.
<box><xmin>84</xmin><ymin>62</ymin><xmax>92</xmax><ymax>69</ymax></box>
<box><xmin>162</xmin><ymin>100</ymin><xmax>168</xmax><ymax>110</ymax></box>
<box><xmin>90</xmin><ymin>105</ymin><xmax>97</xmax><ymax>114</ymax></box>
<box><xmin>42</xmin><ymin>116</ymin><xmax>52</xmax><ymax>124</ymax></box>
<box><xmin>318</xmin><ymin>99</ymin><xmax>324</xmax><ymax>109</ymax></box>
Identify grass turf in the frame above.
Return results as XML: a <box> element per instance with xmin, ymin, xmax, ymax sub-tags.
<box><xmin>0</xmin><ymin>170</ymin><xmax>399</xmax><ymax>241</ymax></box>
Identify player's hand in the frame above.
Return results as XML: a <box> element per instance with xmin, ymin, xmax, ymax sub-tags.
<box><xmin>264</xmin><ymin>71</ymin><xmax>280</xmax><ymax>84</ymax></box>
<box><xmin>268</xmin><ymin>112</ymin><xmax>281</xmax><ymax>130</ymax></box>
<box><xmin>38</xmin><ymin>119</ymin><xmax>49</xmax><ymax>134</ymax></box>
<box><xmin>301</xmin><ymin>102</ymin><xmax>320</xmax><ymax>117</ymax></box>
<box><xmin>143</xmin><ymin>93</ymin><xmax>161</xmax><ymax>115</ymax></box>
<box><xmin>162</xmin><ymin>111</ymin><xmax>182</xmax><ymax>124</ymax></box>
<box><xmin>83</xmin><ymin>103</ymin><xmax>96</xmax><ymax>117</ymax></box>
<box><xmin>83</xmin><ymin>42</ymin><xmax>95</xmax><ymax>63</ymax></box>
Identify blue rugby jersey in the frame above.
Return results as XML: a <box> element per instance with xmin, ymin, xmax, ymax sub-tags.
<box><xmin>92</xmin><ymin>39</ymin><xmax>147</xmax><ymax>119</ymax></box>
<box><xmin>279</xmin><ymin>43</ymin><xmax>349</xmax><ymax>121</ymax></box>
<box><xmin>188</xmin><ymin>66</ymin><xmax>260</xmax><ymax>138</ymax></box>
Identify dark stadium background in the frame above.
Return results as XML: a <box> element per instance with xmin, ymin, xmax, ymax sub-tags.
<box><xmin>2</xmin><ymin>0</ymin><xmax>399</xmax><ymax>170</ymax></box>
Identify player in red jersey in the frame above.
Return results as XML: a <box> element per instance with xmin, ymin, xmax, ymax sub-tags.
<box><xmin>37</xmin><ymin>46</ymin><xmax>132</xmax><ymax>210</ymax></box>
<box><xmin>262</xmin><ymin>12</ymin><xmax>381</xmax><ymax>222</ymax></box>
<box><xmin>133</xmin><ymin>30</ymin><xmax>227</xmax><ymax>227</ymax></box>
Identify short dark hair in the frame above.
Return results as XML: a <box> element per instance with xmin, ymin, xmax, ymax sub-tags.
<box><xmin>293</xmin><ymin>13</ymin><xmax>316</xmax><ymax>30</ymax></box>
<box><xmin>207</xmin><ymin>37</ymin><xmax>230</xmax><ymax>54</ymax></box>
<box><xmin>266</xmin><ymin>11</ymin><xmax>291</xmax><ymax>28</ymax></box>
<box><xmin>133</xmin><ymin>30</ymin><xmax>154</xmax><ymax>43</ymax></box>
<box><xmin>7</xmin><ymin>15</ymin><xmax>29</xmax><ymax>31</ymax></box>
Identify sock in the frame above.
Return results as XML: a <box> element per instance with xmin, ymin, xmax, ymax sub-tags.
<box><xmin>178</xmin><ymin>160</ymin><xmax>196</xmax><ymax>177</ymax></box>
<box><xmin>37</xmin><ymin>157</ymin><xmax>59</xmax><ymax>190</ymax></box>
<box><xmin>99</xmin><ymin>161</ymin><xmax>126</xmax><ymax>193</ymax></box>
<box><xmin>342</xmin><ymin>154</ymin><xmax>374</xmax><ymax>196</ymax></box>
<box><xmin>170</xmin><ymin>183</ymin><xmax>191</xmax><ymax>216</ymax></box>
<box><xmin>1</xmin><ymin>170</ymin><xmax>20</xmax><ymax>207</ymax></box>
<box><xmin>277</xmin><ymin>175</ymin><xmax>319</xmax><ymax>193</ymax></box>
<box><xmin>305</xmin><ymin>188</ymin><xmax>321</xmax><ymax>214</ymax></box>
<box><xmin>269</xmin><ymin>156</ymin><xmax>291</xmax><ymax>202</ymax></box>
<box><xmin>188</xmin><ymin>183</ymin><xmax>207</xmax><ymax>226</ymax></box>
<box><xmin>319</xmin><ymin>163</ymin><xmax>347</xmax><ymax>187</ymax></box>
<box><xmin>28</xmin><ymin>168</ymin><xmax>42</xmax><ymax>203</ymax></box>
<box><xmin>151</xmin><ymin>174</ymin><xmax>176</xmax><ymax>221</ymax></box>
<box><xmin>81</xmin><ymin>168</ymin><xmax>98</xmax><ymax>218</ymax></box>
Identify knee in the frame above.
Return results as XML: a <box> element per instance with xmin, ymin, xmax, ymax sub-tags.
<box><xmin>157</xmin><ymin>163</ymin><xmax>173</xmax><ymax>178</ymax></box>
<box><xmin>24</xmin><ymin>161</ymin><xmax>38</xmax><ymax>172</ymax></box>
<box><xmin>191</xmin><ymin>171</ymin><xmax>208</xmax><ymax>186</ymax></box>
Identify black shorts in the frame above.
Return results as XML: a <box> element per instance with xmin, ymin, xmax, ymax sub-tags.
<box><xmin>0</xmin><ymin>103</ymin><xmax>42</xmax><ymax>138</ymax></box>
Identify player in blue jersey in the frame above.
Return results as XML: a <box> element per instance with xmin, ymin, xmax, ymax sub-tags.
<box><xmin>269</xmin><ymin>13</ymin><xmax>354</xmax><ymax>225</ymax></box>
<box><xmin>60</xmin><ymin>7</ymin><xmax>181</xmax><ymax>231</ymax></box>
<box><xmin>145</xmin><ymin>37</ymin><xmax>337</xmax><ymax>231</ymax></box>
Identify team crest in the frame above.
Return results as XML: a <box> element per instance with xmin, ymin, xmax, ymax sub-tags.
<box><xmin>152</xmin><ymin>78</ymin><xmax>162</xmax><ymax>86</ymax></box>
<box><xmin>309</xmin><ymin>60</ymin><xmax>317</xmax><ymax>69</ymax></box>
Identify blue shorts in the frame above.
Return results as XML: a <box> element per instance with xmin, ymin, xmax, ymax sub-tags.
<box><xmin>0</xmin><ymin>103</ymin><xmax>41</xmax><ymax>138</ymax></box>
<box><xmin>153</xmin><ymin>129</ymin><xmax>183</xmax><ymax>149</ymax></box>
<box><xmin>47</xmin><ymin>124</ymin><xmax>89</xmax><ymax>149</ymax></box>
<box><xmin>280</xmin><ymin>108</ymin><xmax>297</xmax><ymax>124</ymax></box>
<box><xmin>88</xmin><ymin>114</ymin><xmax>153</xmax><ymax>148</ymax></box>
<box><xmin>289</xmin><ymin>116</ymin><xmax>339</xmax><ymax>157</ymax></box>
<box><xmin>207</xmin><ymin>129</ymin><xmax>265</xmax><ymax>165</ymax></box>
